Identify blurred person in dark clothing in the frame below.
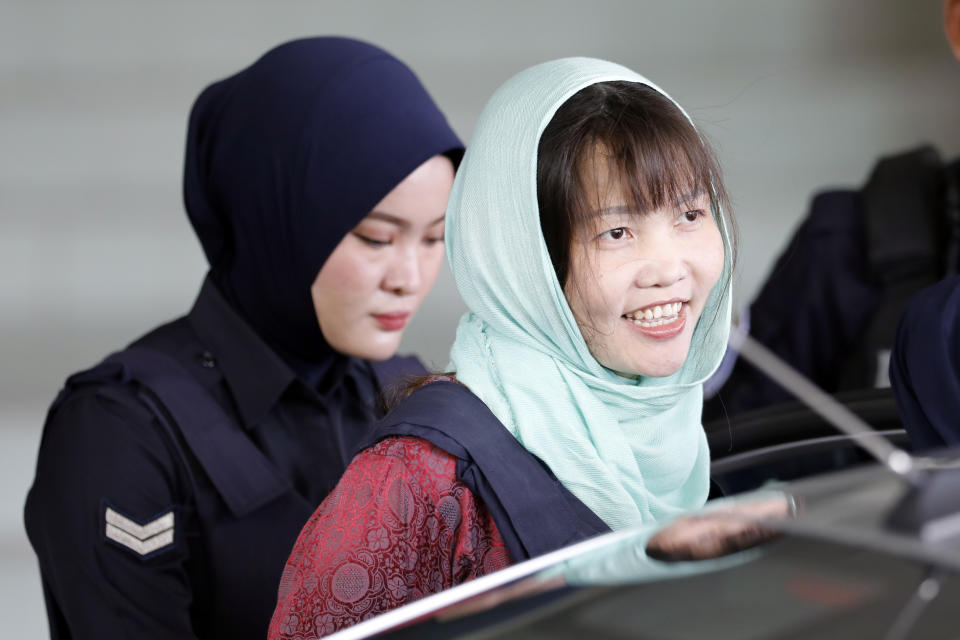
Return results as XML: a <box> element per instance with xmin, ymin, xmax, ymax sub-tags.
<box><xmin>889</xmin><ymin>275</ymin><xmax>960</xmax><ymax>451</ymax></box>
<box><xmin>704</xmin><ymin>0</ymin><xmax>960</xmax><ymax>422</ymax></box>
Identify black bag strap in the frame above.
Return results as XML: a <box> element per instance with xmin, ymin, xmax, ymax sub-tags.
<box><xmin>944</xmin><ymin>159</ymin><xmax>960</xmax><ymax>276</ymax></box>
<box><xmin>838</xmin><ymin>146</ymin><xmax>948</xmax><ymax>390</ymax></box>
<box><xmin>358</xmin><ymin>381</ymin><xmax>610</xmax><ymax>561</ymax></box>
<box><xmin>66</xmin><ymin>347</ymin><xmax>291</xmax><ymax>517</ymax></box>
<box><xmin>862</xmin><ymin>145</ymin><xmax>944</xmax><ymax>282</ymax></box>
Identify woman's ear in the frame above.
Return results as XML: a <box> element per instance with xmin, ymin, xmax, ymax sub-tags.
<box><xmin>947</xmin><ymin>0</ymin><xmax>960</xmax><ymax>61</ymax></box>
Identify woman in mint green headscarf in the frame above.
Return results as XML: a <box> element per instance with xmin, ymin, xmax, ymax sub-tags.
<box><xmin>269</xmin><ymin>57</ymin><xmax>734</xmax><ymax>639</ymax></box>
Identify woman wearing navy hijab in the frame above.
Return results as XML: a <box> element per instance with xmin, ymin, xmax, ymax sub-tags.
<box><xmin>25</xmin><ymin>37</ymin><xmax>462</xmax><ymax>640</ymax></box>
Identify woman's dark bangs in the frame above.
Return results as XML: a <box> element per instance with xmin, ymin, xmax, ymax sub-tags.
<box><xmin>612</xmin><ymin>104</ymin><xmax>716</xmax><ymax>218</ymax></box>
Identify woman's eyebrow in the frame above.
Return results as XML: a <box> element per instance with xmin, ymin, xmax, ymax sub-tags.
<box><xmin>674</xmin><ymin>189</ymin><xmax>707</xmax><ymax>206</ymax></box>
<box><xmin>594</xmin><ymin>190</ymin><xmax>708</xmax><ymax>217</ymax></box>
<box><xmin>595</xmin><ymin>205</ymin><xmax>636</xmax><ymax>216</ymax></box>
<box><xmin>366</xmin><ymin>211</ymin><xmax>445</xmax><ymax>227</ymax></box>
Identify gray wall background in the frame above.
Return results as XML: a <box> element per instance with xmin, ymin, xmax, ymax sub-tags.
<box><xmin>3</xmin><ymin>1</ymin><xmax>959</xmax><ymax>635</ymax></box>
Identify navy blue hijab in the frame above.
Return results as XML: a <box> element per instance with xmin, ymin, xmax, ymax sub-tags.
<box><xmin>890</xmin><ymin>275</ymin><xmax>960</xmax><ymax>451</ymax></box>
<box><xmin>183</xmin><ymin>37</ymin><xmax>463</xmax><ymax>366</ymax></box>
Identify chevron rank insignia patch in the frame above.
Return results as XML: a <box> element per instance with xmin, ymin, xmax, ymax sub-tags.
<box><xmin>102</xmin><ymin>502</ymin><xmax>177</xmax><ymax>558</ymax></box>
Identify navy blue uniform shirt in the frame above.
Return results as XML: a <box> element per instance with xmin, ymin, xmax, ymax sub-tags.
<box><xmin>24</xmin><ymin>277</ymin><xmax>424</xmax><ymax>639</ymax></box>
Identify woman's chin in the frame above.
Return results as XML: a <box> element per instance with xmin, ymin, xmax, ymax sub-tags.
<box><xmin>327</xmin><ymin>332</ymin><xmax>403</xmax><ymax>361</ymax></box>
<box><xmin>607</xmin><ymin>351</ymin><xmax>689</xmax><ymax>379</ymax></box>
<box><xmin>357</xmin><ymin>341</ymin><xmax>403</xmax><ymax>361</ymax></box>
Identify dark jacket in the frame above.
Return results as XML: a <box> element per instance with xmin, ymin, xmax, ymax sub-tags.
<box><xmin>705</xmin><ymin>146</ymin><xmax>959</xmax><ymax>422</ymax></box>
<box><xmin>24</xmin><ymin>278</ymin><xmax>424</xmax><ymax>639</ymax></box>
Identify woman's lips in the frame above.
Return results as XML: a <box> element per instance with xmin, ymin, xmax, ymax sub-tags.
<box><xmin>623</xmin><ymin>303</ymin><xmax>687</xmax><ymax>339</ymax></box>
<box><xmin>372</xmin><ymin>312</ymin><xmax>410</xmax><ymax>331</ymax></box>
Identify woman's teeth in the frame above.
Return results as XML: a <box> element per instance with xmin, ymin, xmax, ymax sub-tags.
<box><xmin>624</xmin><ymin>302</ymin><xmax>683</xmax><ymax>327</ymax></box>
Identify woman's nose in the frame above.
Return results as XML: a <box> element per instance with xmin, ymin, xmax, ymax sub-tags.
<box><xmin>382</xmin><ymin>246</ymin><xmax>422</xmax><ymax>295</ymax></box>
<box><xmin>631</xmin><ymin>239</ymin><xmax>687</xmax><ymax>289</ymax></box>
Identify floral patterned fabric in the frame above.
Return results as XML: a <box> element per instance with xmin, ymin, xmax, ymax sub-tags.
<box><xmin>267</xmin><ymin>436</ymin><xmax>510</xmax><ymax>639</ymax></box>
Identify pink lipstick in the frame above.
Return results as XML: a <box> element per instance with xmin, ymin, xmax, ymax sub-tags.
<box><xmin>372</xmin><ymin>312</ymin><xmax>410</xmax><ymax>331</ymax></box>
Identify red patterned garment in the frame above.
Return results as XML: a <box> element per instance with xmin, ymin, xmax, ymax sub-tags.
<box><xmin>267</xmin><ymin>436</ymin><xmax>511</xmax><ymax>639</ymax></box>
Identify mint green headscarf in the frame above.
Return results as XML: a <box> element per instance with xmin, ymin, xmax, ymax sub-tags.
<box><xmin>446</xmin><ymin>57</ymin><xmax>733</xmax><ymax>531</ymax></box>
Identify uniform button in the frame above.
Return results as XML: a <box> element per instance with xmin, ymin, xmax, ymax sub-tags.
<box><xmin>199</xmin><ymin>351</ymin><xmax>217</xmax><ymax>368</ymax></box>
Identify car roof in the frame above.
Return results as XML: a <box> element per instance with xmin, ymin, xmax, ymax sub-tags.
<box><xmin>325</xmin><ymin>457</ymin><xmax>960</xmax><ymax>639</ymax></box>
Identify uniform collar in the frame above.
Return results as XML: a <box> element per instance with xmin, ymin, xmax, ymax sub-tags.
<box><xmin>188</xmin><ymin>275</ymin><xmax>297</xmax><ymax>430</ymax></box>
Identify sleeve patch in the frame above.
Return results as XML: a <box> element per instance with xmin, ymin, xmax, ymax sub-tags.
<box><xmin>102</xmin><ymin>502</ymin><xmax>177</xmax><ymax>559</ymax></box>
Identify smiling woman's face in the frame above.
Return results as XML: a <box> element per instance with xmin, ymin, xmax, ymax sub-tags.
<box><xmin>311</xmin><ymin>154</ymin><xmax>455</xmax><ymax>360</ymax></box>
<box><xmin>564</xmin><ymin>145</ymin><xmax>725</xmax><ymax>379</ymax></box>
